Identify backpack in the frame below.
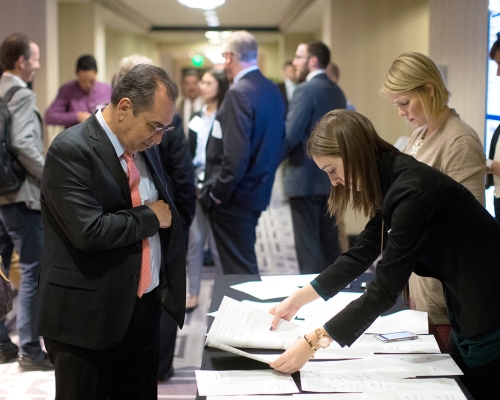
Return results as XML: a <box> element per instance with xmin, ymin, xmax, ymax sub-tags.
<box><xmin>0</xmin><ymin>86</ymin><xmax>26</xmax><ymax>195</ymax></box>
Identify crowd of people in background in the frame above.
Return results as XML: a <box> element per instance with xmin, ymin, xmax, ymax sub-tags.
<box><xmin>1</xmin><ymin>27</ymin><xmax>500</xmax><ymax>400</ymax></box>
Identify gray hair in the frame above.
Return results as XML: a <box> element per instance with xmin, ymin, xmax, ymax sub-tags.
<box><xmin>223</xmin><ymin>30</ymin><xmax>258</xmax><ymax>63</ymax></box>
<box><xmin>111</xmin><ymin>64</ymin><xmax>178</xmax><ymax>115</ymax></box>
<box><xmin>112</xmin><ymin>53</ymin><xmax>154</xmax><ymax>88</ymax></box>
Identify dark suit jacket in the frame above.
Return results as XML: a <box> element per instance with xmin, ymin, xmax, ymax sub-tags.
<box><xmin>284</xmin><ymin>72</ymin><xmax>346</xmax><ymax>198</ymax></box>
<box><xmin>276</xmin><ymin>82</ymin><xmax>288</xmax><ymax>110</ymax></box>
<box><xmin>158</xmin><ymin>113</ymin><xmax>196</xmax><ymax>240</ymax></box>
<box><xmin>203</xmin><ymin>69</ymin><xmax>286</xmax><ymax>211</ymax></box>
<box><xmin>36</xmin><ymin>114</ymin><xmax>186</xmax><ymax>351</ymax></box>
<box><xmin>314</xmin><ymin>151</ymin><xmax>500</xmax><ymax>346</ymax></box>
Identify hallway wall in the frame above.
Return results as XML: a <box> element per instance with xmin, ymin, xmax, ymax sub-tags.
<box><xmin>324</xmin><ymin>0</ymin><xmax>430</xmax><ymax>145</ymax></box>
<box><xmin>428</xmin><ymin>0</ymin><xmax>489</xmax><ymax>142</ymax></box>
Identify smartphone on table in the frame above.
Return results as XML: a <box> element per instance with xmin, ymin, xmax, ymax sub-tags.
<box><xmin>374</xmin><ymin>331</ymin><xmax>418</xmax><ymax>343</ymax></box>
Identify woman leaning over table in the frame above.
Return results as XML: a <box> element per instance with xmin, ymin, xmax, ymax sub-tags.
<box><xmin>381</xmin><ymin>52</ymin><xmax>485</xmax><ymax>352</ymax></box>
<box><xmin>268</xmin><ymin>110</ymin><xmax>500</xmax><ymax>400</ymax></box>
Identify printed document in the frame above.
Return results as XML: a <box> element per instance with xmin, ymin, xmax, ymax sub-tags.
<box><xmin>206</xmin><ymin>296</ymin><xmax>302</xmax><ymax>350</ymax></box>
<box><xmin>195</xmin><ymin>369</ymin><xmax>299</xmax><ymax>396</ymax></box>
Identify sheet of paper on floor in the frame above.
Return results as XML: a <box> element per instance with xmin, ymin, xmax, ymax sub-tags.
<box><xmin>195</xmin><ymin>369</ymin><xmax>299</xmax><ymax>396</ymax></box>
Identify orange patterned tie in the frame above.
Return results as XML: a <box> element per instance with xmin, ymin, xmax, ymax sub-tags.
<box><xmin>123</xmin><ymin>152</ymin><xmax>151</xmax><ymax>297</ymax></box>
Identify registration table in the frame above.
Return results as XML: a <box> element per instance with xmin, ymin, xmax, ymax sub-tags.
<box><xmin>197</xmin><ymin>273</ymin><xmax>472</xmax><ymax>399</ymax></box>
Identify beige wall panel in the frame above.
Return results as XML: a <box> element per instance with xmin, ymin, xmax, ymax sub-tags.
<box><xmin>326</xmin><ymin>0</ymin><xmax>429</xmax><ymax>146</ymax></box>
<box><xmin>429</xmin><ymin>0</ymin><xmax>488</xmax><ymax>143</ymax></box>
<box><xmin>0</xmin><ymin>0</ymin><xmax>59</xmax><ymax>147</ymax></box>
<box><xmin>105</xmin><ymin>29</ymin><xmax>160</xmax><ymax>85</ymax></box>
<box><xmin>58</xmin><ymin>3</ymin><xmax>98</xmax><ymax>85</ymax></box>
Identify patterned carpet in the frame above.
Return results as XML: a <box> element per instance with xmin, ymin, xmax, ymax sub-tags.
<box><xmin>0</xmin><ymin>173</ymin><xmax>299</xmax><ymax>399</ymax></box>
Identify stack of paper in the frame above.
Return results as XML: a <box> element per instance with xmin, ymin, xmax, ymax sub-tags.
<box><xmin>195</xmin><ymin>370</ymin><xmax>299</xmax><ymax>396</ymax></box>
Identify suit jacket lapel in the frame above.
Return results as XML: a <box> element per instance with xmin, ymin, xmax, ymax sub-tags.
<box><xmin>87</xmin><ymin>115</ymin><xmax>131</xmax><ymax>204</ymax></box>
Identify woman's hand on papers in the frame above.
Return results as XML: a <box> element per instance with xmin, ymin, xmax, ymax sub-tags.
<box><xmin>269</xmin><ymin>337</ymin><xmax>313</xmax><ymax>374</ymax></box>
<box><xmin>269</xmin><ymin>284</ymin><xmax>320</xmax><ymax>331</ymax></box>
<box><xmin>268</xmin><ymin>296</ymin><xmax>300</xmax><ymax>330</ymax></box>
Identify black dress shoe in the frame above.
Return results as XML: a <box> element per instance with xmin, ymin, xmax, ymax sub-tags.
<box><xmin>185</xmin><ymin>304</ymin><xmax>198</xmax><ymax>314</ymax></box>
<box><xmin>18</xmin><ymin>353</ymin><xmax>54</xmax><ymax>371</ymax></box>
<box><xmin>0</xmin><ymin>343</ymin><xmax>18</xmax><ymax>363</ymax></box>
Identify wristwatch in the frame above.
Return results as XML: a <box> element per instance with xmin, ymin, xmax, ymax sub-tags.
<box><xmin>314</xmin><ymin>328</ymin><xmax>332</xmax><ymax>349</ymax></box>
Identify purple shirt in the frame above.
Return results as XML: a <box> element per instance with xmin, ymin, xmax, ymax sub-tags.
<box><xmin>45</xmin><ymin>80</ymin><xmax>111</xmax><ymax>128</ymax></box>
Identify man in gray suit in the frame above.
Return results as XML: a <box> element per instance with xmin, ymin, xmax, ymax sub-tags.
<box><xmin>284</xmin><ymin>41</ymin><xmax>346</xmax><ymax>274</ymax></box>
<box><xmin>0</xmin><ymin>33</ymin><xmax>52</xmax><ymax>370</ymax></box>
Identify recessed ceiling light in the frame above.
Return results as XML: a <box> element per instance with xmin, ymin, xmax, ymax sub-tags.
<box><xmin>205</xmin><ymin>31</ymin><xmax>220</xmax><ymax>39</ymax></box>
<box><xmin>178</xmin><ymin>0</ymin><xmax>225</xmax><ymax>10</ymax></box>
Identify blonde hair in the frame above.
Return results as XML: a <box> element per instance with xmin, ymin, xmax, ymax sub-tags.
<box><xmin>307</xmin><ymin>110</ymin><xmax>398</xmax><ymax>221</ymax></box>
<box><xmin>381</xmin><ymin>52</ymin><xmax>450</xmax><ymax>121</ymax></box>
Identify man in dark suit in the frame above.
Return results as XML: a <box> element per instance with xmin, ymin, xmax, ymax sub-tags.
<box><xmin>284</xmin><ymin>41</ymin><xmax>347</xmax><ymax>274</ymax></box>
<box><xmin>200</xmin><ymin>30</ymin><xmax>286</xmax><ymax>275</ymax></box>
<box><xmin>36</xmin><ymin>64</ymin><xmax>186</xmax><ymax>399</ymax></box>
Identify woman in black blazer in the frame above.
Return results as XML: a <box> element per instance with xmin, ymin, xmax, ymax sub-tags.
<box><xmin>269</xmin><ymin>110</ymin><xmax>500</xmax><ymax>400</ymax></box>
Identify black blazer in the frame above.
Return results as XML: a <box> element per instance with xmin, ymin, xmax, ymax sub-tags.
<box><xmin>315</xmin><ymin>151</ymin><xmax>500</xmax><ymax>346</ymax></box>
<box><xmin>36</xmin><ymin>114</ymin><xmax>186</xmax><ymax>351</ymax></box>
<box><xmin>158</xmin><ymin>113</ymin><xmax>196</xmax><ymax>239</ymax></box>
<box><xmin>204</xmin><ymin>69</ymin><xmax>286</xmax><ymax>211</ymax></box>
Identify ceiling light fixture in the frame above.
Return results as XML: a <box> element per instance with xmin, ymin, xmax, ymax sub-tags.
<box><xmin>178</xmin><ymin>0</ymin><xmax>225</xmax><ymax>10</ymax></box>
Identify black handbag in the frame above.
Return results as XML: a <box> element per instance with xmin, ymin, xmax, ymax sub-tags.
<box><xmin>0</xmin><ymin>256</ymin><xmax>13</xmax><ymax>321</ymax></box>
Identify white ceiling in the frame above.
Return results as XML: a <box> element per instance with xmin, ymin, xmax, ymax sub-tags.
<box><xmin>91</xmin><ymin>0</ymin><xmax>322</xmax><ymax>44</ymax></box>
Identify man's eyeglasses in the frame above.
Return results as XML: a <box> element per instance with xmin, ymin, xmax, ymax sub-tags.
<box><xmin>131</xmin><ymin>101</ymin><xmax>175</xmax><ymax>134</ymax></box>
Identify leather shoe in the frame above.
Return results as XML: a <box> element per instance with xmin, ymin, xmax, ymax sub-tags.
<box><xmin>18</xmin><ymin>353</ymin><xmax>54</xmax><ymax>371</ymax></box>
<box><xmin>0</xmin><ymin>343</ymin><xmax>18</xmax><ymax>363</ymax></box>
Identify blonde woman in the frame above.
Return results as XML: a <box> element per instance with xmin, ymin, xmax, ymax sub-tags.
<box><xmin>381</xmin><ymin>52</ymin><xmax>485</xmax><ymax>351</ymax></box>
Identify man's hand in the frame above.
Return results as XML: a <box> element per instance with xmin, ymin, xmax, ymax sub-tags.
<box><xmin>148</xmin><ymin>200</ymin><xmax>172</xmax><ymax>228</ymax></box>
<box><xmin>197</xmin><ymin>186</ymin><xmax>214</xmax><ymax>214</ymax></box>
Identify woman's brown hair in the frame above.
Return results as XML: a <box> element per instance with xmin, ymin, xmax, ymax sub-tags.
<box><xmin>307</xmin><ymin>110</ymin><xmax>398</xmax><ymax>221</ymax></box>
